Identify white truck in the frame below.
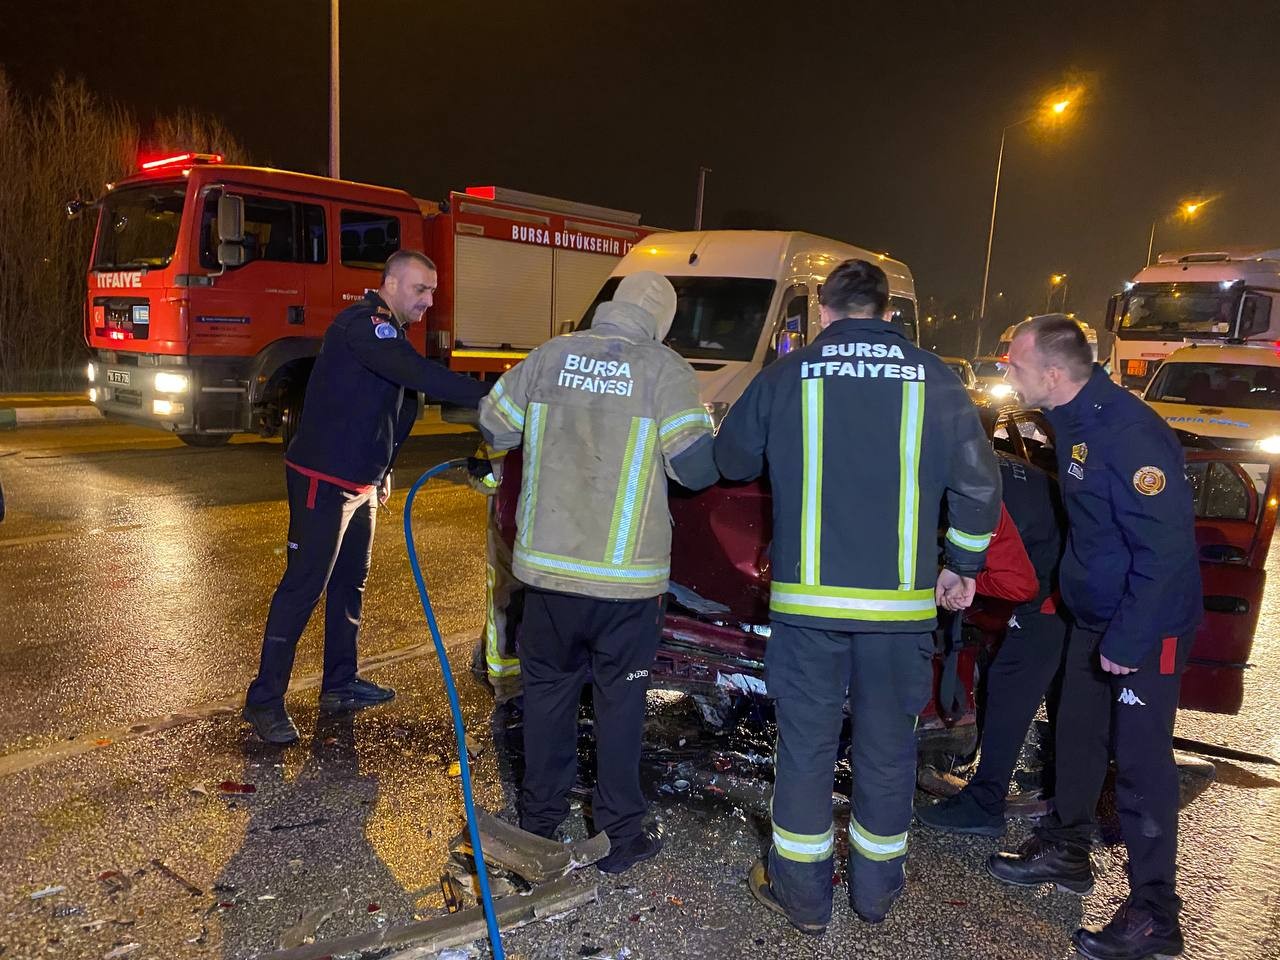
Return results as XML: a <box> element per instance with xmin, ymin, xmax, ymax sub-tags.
<box><xmin>579</xmin><ymin>230</ymin><xmax>918</xmax><ymax>423</ymax></box>
<box><xmin>1104</xmin><ymin>247</ymin><xmax>1279</xmax><ymax>392</ymax></box>
<box><xmin>996</xmin><ymin>318</ymin><xmax>1099</xmax><ymax>361</ymax></box>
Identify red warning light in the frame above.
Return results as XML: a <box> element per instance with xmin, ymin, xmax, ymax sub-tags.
<box><xmin>464</xmin><ymin>186</ymin><xmax>497</xmax><ymax>200</ymax></box>
<box><xmin>139</xmin><ymin>152</ymin><xmax>224</xmax><ymax>171</ymax></box>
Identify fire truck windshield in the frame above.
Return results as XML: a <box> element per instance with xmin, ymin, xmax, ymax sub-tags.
<box><xmin>91</xmin><ymin>182</ymin><xmax>186</xmax><ymax>271</ymax></box>
<box><xmin>580</xmin><ymin>276</ymin><xmax>777</xmax><ymax>362</ymax></box>
<box><xmin>1118</xmin><ymin>282</ymin><xmax>1241</xmax><ymax>338</ymax></box>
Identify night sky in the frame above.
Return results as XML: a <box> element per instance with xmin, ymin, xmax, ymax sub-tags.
<box><xmin>5</xmin><ymin>0</ymin><xmax>1280</xmax><ymax>341</ymax></box>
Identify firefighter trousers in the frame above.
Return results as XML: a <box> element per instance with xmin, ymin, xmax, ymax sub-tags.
<box><xmin>482</xmin><ymin>497</ymin><xmax>523</xmax><ymax>687</ymax></box>
<box><xmin>247</xmin><ymin>467</ymin><xmax>376</xmax><ymax>708</ymax></box>
<box><xmin>517</xmin><ymin>587</ymin><xmax>664</xmax><ymax>844</ymax></box>
<box><xmin>1039</xmin><ymin>626</ymin><xmax>1193</xmax><ymax>922</ymax></box>
<box><xmin>766</xmin><ymin>624</ymin><xmax>934</xmax><ymax>927</ymax></box>
<box><xmin>967</xmin><ymin>605</ymin><xmax>1070</xmax><ymax>813</ymax></box>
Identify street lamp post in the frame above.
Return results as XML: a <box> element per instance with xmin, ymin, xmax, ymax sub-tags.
<box><xmin>329</xmin><ymin>0</ymin><xmax>341</xmax><ymax>179</ymax></box>
<box><xmin>1045</xmin><ymin>273</ymin><xmax>1068</xmax><ymax>312</ymax></box>
<box><xmin>978</xmin><ymin>96</ymin><xmax>1074</xmax><ymax>331</ymax></box>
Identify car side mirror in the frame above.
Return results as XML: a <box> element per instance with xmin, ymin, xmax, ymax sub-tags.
<box><xmin>217</xmin><ymin>194</ymin><xmax>246</xmax><ymax>268</ymax></box>
<box><xmin>1105</xmin><ymin>293</ymin><xmax>1121</xmax><ymax>333</ymax></box>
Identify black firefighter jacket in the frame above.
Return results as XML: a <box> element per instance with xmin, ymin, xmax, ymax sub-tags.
<box><xmin>714</xmin><ymin>316</ymin><xmax>1002</xmax><ymax>633</ymax></box>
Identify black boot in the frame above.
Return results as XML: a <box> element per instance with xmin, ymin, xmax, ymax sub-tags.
<box><xmin>597</xmin><ymin>823</ymin><xmax>664</xmax><ymax>874</ymax></box>
<box><xmin>1072</xmin><ymin>901</ymin><xmax>1184</xmax><ymax>960</ymax></box>
<box><xmin>916</xmin><ymin>789</ymin><xmax>1006</xmax><ymax>837</ymax></box>
<box><xmin>986</xmin><ymin>833</ymin><xmax>1093</xmax><ymax>894</ymax></box>
<box><xmin>319</xmin><ymin>676</ymin><xmax>395</xmax><ymax>713</ymax></box>
<box><xmin>242</xmin><ymin>703</ymin><xmax>300</xmax><ymax>745</ymax></box>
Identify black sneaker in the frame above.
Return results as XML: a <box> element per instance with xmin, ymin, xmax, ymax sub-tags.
<box><xmin>986</xmin><ymin>833</ymin><xmax>1093</xmax><ymax>894</ymax></box>
<box><xmin>1072</xmin><ymin>901</ymin><xmax>1184</xmax><ymax>960</ymax></box>
<box><xmin>318</xmin><ymin>677</ymin><xmax>395</xmax><ymax>713</ymax></box>
<box><xmin>747</xmin><ymin>859</ymin><xmax>826</xmax><ymax>936</ymax></box>
<box><xmin>916</xmin><ymin>790</ymin><xmax>1006</xmax><ymax>837</ymax></box>
<box><xmin>596</xmin><ymin>823</ymin><xmax>664</xmax><ymax>874</ymax></box>
<box><xmin>242</xmin><ymin>703</ymin><xmax>300</xmax><ymax>745</ymax></box>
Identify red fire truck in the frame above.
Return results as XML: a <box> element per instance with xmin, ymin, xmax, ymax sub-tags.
<box><xmin>75</xmin><ymin>153</ymin><xmax>653</xmax><ymax>446</ymax></box>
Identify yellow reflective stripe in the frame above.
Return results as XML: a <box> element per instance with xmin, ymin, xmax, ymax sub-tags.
<box><xmin>772</xmin><ymin>821</ymin><xmax>834</xmax><ymax>863</ymax></box>
<box><xmin>946</xmin><ymin>527</ymin><xmax>993</xmax><ymax>552</ymax></box>
<box><xmin>516</xmin><ymin>546</ymin><xmax>669</xmax><ymax>585</ymax></box>
<box><xmin>898</xmin><ymin>381</ymin><xmax>924</xmax><ymax>589</ymax></box>
<box><xmin>659</xmin><ymin>408</ymin><xmax>713</xmax><ymax>440</ymax></box>
<box><xmin>490</xmin><ymin>381</ymin><xmax>526</xmax><ymax>430</ymax></box>
<box><xmin>801</xmin><ymin>378</ymin><xmax>823</xmax><ymax>585</ymax></box>
<box><xmin>848</xmin><ymin>818</ymin><xmax>908</xmax><ymax>862</ymax></box>
<box><xmin>769</xmin><ymin>582</ymin><xmax>936</xmax><ymax>621</ymax></box>
<box><xmin>606</xmin><ymin>417</ymin><xmax>656</xmax><ymax>565</ymax></box>
<box><xmin>516</xmin><ymin>402</ymin><xmax>545</xmax><ymax>548</ymax></box>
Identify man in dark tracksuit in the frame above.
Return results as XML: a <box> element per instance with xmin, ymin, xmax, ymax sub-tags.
<box><xmin>989</xmin><ymin>315</ymin><xmax>1201</xmax><ymax>960</ymax></box>
<box><xmin>716</xmin><ymin>259</ymin><xmax>1001</xmax><ymax>932</ymax></box>
<box><xmin>244</xmin><ymin>250</ymin><xmax>489</xmax><ymax>745</ymax></box>
<box><xmin>918</xmin><ymin>450</ymin><xmax>1068</xmax><ymax>834</ymax></box>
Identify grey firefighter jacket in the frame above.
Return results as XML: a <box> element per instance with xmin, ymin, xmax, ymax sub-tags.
<box><xmin>479</xmin><ymin>301</ymin><xmax>718</xmax><ymax>600</ymax></box>
<box><xmin>714</xmin><ymin>316</ymin><xmax>1002</xmax><ymax>632</ymax></box>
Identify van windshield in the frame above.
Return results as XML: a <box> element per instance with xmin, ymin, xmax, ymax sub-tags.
<box><xmin>91</xmin><ymin>182</ymin><xmax>187</xmax><ymax>271</ymax></box>
<box><xmin>580</xmin><ymin>276</ymin><xmax>777</xmax><ymax>362</ymax></box>
<box><xmin>1147</xmin><ymin>361</ymin><xmax>1280</xmax><ymax>411</ymax></box>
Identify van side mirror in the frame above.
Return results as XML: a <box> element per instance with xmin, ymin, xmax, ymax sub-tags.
<box><xmin>217</xmin><ymin>194</ymin><xmax>246</xmax><ymax>268</ymax></box>
<box><xmin>776</xmin><ymin>330</ymin><xmax>804</xmax><ymax>357</ymax></box>
<box><xmin>1105</xmin><ymin>293</ymin><xmax>1121</xmax><ymax>333</ymax></box>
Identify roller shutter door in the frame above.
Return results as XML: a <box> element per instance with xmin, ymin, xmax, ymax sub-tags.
<box><xmin>453</xmin><ymin>235</ymin><xmax>553</xmax><ymax>348</ymax></box>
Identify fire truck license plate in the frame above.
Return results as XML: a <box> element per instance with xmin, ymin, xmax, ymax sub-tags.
<box><xmin>1125</xmin><ymin>359</ymin><xmax>1148</xmax><ymax>376</ymax></box>
<box><xmin>107</xmin><ymin>369</ymin><xmax>130</xmax><ymax>385</ymax></box>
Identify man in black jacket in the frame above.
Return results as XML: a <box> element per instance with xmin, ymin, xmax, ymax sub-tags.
<box><xmin>243</xmin><ymin>250</ymin><xmax>489</xmax><ymax>745</ymax></box>
<box><xmin>716</xmin><ymin>259</ymin><xmax>1001</xmax><ymax>932</ymax></box>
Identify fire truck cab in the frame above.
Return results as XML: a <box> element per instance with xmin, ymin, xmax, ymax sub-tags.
<box><xmin>79</xmin><ymin>155</ymin><xmax>651</xmax><ymax>445</ymax></box>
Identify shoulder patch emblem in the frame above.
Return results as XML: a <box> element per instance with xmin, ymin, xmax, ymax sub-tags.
<box><xmin>1071</xmin><ymin>442</ymin><xmax>1088</xmax><ymax>464</ymax></box>
<box><xmin>375</xmin><ymin>322</ymin><xmax>398</xmax><ymax>340</ymax></box>
<box><xmin>1068</xmin><ymin>462</ymin><xmax>1085</xmax><ymax>480</ymax></box>
<box><xmin>1133</xmin><ymin>465</ymin><xmax>1166</xmax><ymax>496</ymax></box>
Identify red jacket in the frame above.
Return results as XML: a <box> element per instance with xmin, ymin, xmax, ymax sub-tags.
<box><xmin>966</xmin><ymin>505</ymin><xmax>1038</xmax><ymax>633</ymax></box>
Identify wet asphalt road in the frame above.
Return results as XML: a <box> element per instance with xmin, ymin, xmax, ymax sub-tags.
<box><xmin>0</xmin><ymin>420</ymin><xmax>1278</xmax><ymax>960</ymax></box>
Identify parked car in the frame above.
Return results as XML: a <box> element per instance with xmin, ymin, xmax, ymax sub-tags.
<box><xmin>940</xmin><ymin>356</ymin><xmax>977</xmax><ymax>389</ymax></box>
<box><xmin>971</xmin><ymin>355</ymin><xmax>1016</xmax><ymax>401</ymax></box>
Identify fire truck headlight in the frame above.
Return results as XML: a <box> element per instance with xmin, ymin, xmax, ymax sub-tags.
<box><xmin>152</xmin><ymin>399</ymin><xmax>185</xmax><ymax>418</ymax></box>
<box><xmin>88</xmin><ymin>387</ymin><xmax>98</xmax><ymax>403</ymax></box>
<box><xmin>154</xmin><ymin>371</ymin><xmax>190</xmax><ymax>394</ymax></box>
<box><xmin>86</xmin><ymin>362</ymin><xmax>96</xmax><ymax>383</ymax></box>
<box><xmin>1257</xmin><ymin>435</ymin><xmax>1280</xmax><ymax>455</ymax></box>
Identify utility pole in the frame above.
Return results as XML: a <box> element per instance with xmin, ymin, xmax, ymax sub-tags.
<box><xmin>329</xmin><ymin>0</ymin><xmax>341</xmax><ymax>179</ymax></box>
<box><xmin>693</xmin><ymin>166</ymin><xmax>711</xmax><ymax>230</ymax></box>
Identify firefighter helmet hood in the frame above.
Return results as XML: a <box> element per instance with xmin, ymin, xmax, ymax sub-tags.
<box><xmin>613</xmin><ymin>271</ymin><xmax>677</xmax><ymax>342</ymax></box>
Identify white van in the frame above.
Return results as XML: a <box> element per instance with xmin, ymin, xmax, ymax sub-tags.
<box><xmin>580</xmin><ymin>230</ymin><xmax>918</xmax><ymax>422</ymax></box>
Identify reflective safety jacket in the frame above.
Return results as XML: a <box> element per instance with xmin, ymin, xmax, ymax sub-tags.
<box><xmin>1043</xmin><ymin>365</ymin><xmax>1202</xmax><ymax>666</ymax></box>
<box><xmin>714</xmin><ymin>316</ymin><xmax>1001</xmax><ymax>632</ymax></box>
<box><xmin>478</xmin><ymin>300</ymin><xmax>718</xmax><ymax>600</ymax></box>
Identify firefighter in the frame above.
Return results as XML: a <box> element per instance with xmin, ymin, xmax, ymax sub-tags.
<box><xmin>917</xmin><ymin>446</ymin><xmax>1068</xmax><ymax>835</ymax></box>
<box><xmin>714</xmin><ymin>259</ymin><xmax>1001</xmax><ymax>932</ymax></box>
<box><xmin>988</xmin><ymin>315</ymin><xmax>1201</xmax><ymax>960</ymax></box>
<box><xmin>466</xmin><ymin>442</ymin><xmax>524</xmax><ymax>704</ymax></box>
<box><xmin>478</xmin><ymin>271</ymin><xmax>718</xmax><ymax>874</ymax></box>
<box><xmin>243</xmin><ymin>250</ymin><xmax>489</xmax><ymax>746</ymax></box>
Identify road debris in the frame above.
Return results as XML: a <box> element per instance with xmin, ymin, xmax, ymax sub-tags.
<box><xmin>30</xmin><ymin>885</ymin><xmax>65</xmax><ymax>900</ymax></box>
<box><xmin>219</xmin><ymin>780</ymin><xmax>258</xmax><ymax>794</ymax></box>
<box><xmin>102</xmin><ymin>945</ymin><xmax>141</xmax><ymax>959</ymax></box>
<box><xmin>450</xmin><ymin>808</ymin><xmax>610</xmax><ymax>883</ymax></box>
<box><xmin>150</xmin><ymin>858</ymin><xmax>203</xmax><ymax>897</ymax></box>
<box><xmin>277</xmin><ymin>889</ymin><xmax>349</xmax><ymax>950</ymax></box>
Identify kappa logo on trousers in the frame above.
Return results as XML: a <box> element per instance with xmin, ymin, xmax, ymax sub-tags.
<box><xmin>1117</xmin><ymin>687</ymin><xmax>1147</xmax><ymax>707</ymax></box>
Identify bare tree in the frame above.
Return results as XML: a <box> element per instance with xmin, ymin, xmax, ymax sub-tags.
<box><xmin>0</xmin><ymin>70</ymin><xmax>247</xmax><ymax>391</ymax></box>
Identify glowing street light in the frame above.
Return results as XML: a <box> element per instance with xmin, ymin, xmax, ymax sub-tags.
<box><xmin>978</xmin><ymin>85</ymin><xmax>1083</xmax><ymax>347</ymax></box>
<box><xmin>1046</xmin><ymin>273</ymin><xmax>1069</xmax><ymax>312</ymax></box>
<box><xmin>1146</xmin><ymin>197</ymin><xmax>1213</xmax><ymax>265</ymax></box>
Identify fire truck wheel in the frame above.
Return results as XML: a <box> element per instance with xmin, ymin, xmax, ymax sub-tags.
<box><xmin>178</xmin><ymin>433</ymin><xmax>231</xmax><ymax>448</ymax></box>
<box><xmin>279</xmin><ymin>379</ymin><xmax>306</xmax><ymax>449</ymax></box>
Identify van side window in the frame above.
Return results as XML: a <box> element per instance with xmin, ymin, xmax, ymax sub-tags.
<box><xmin>340</xmin><ymin>210</ymin><xmax>401</xmax><ymax>270</ymax></box>
<box><xmin>765</xmin><ymin>283</ymin><xmax>809</xmax><ymax>366</ymax></box>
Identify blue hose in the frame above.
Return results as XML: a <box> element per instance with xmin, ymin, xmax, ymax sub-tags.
<box><xmin>403</xmin><ymin>458</ymin><xmax>505</xmax><ymax>959</ymax></box>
